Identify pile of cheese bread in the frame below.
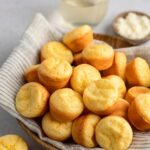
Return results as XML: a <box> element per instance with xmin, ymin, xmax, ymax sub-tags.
<box><xmin>15</xmin><ymin>25</ymin><xmax>150</xmax><ymax>150</ymax></box>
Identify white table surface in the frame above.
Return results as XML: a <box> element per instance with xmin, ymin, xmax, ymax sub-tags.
<box><xmin>0</xmin><ymin>0</ymin><xmax>150</xmax><ymax>149</ymax></box>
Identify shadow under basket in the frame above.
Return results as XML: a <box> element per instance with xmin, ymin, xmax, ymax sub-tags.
<box><xmin>18</xmin><ymin>33</ymin><xmax>133</xmax><ymax>150</ymax></box>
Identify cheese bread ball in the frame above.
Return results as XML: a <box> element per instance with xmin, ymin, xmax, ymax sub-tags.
<box><xmin>83</xmin><ymin>79</ymin><xmax>118</xmax><ymax>115</ymax></box>
<box><xmin>63</xmin><ymin>25</ymin><xmax>93</xmax><ymax>53</ymax></box>
<box><xmin>126</xmin><ymin>57</ymin><xmax>150</xmax><ymax>87</ymax></box>
<box><xmin>104</xmin><ymin>75</ymin><xmax>126</xmax><ymax>98</ymax></box>
<box><xmin>82</xmin><ymin>44</ymin><xmax>114</xmax><ymax>70</ymax></box>
<box><xmin>102</xmin><ymin>52</ymin><xmax>127</xmax><ymax>81</ymax></box>
<box><xmin>50</xmin><ymin>88</ymin><xmax>84</xmax><ymax>122</ymax></box>
<box><xmin>70</xmin><ymin>64</ymin><xmax>101</xmax><ymax>94</ymax></box>
<box><xmin>38</xmin><ymin>57</ymin><xmax>73</xmax><ymax>91</ymax></box>
<box><xmin>128</xmin><ymin>94</ymin><xmax>150</xmax><ymax>131</ymax></box>
<box><xmin>42</xmin><ymin>113</ymin><xmax>72</xmax><ymax>141</ymax></box>
<box><xmin>40</xmin><ymin>41</ymin><xmax>73</xmax><ymax>63</ymax></box>
<box><xmin>125</xmin><ymin>86</ymin><xmax>150</xmax><ymax>104</ymax></box>
<box><xmin>110</xmin><ymin>98</ymin><xmax>129</xmax><ymax>119</ymax></box>
<box><xmin>72</xmin><ymin>114</ymin><xmax>100</xmax><ymax>148</ymax></box>
<box><xmin>95</xmin><ymin>116</ymin><xmax>133</xmax><ymax>150</ymax></box>
<box><xmin>73</xmin><ymin>53</ymin><xmax>82</xmax><ymax>65</ymax></box>
<box><xmin>16</xmin><ymin>82</ymin><xmax>50</xmax><ymax>118</ymax></box>
<box><xmin>0</xmin><ymin>134</ymin><xmax>28</xmax><ymax>150</ymax></box>
<box><xmin>25</xmin><ymin>64</ymin><xmax>40</xmax><ymax>82</ymax></box>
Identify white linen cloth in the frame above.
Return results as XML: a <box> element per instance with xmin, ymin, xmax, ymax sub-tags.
<box><xmin>0</xmin><ymin>13</ymin><xmax>150</xmax><ymax>149</ymax></box>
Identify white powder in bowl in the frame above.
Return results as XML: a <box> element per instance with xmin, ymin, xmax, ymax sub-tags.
<box><xmin>114</xmin><ymin>12</ymin><xmax>150</xmax><ymax>40</ymax></box>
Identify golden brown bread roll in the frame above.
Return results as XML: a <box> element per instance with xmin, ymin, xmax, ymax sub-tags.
<box><xmin>0</xmin><ymin>134</ymin><xmax>28</xmax><ymax>150</ymax></box>
<box><xmin>82</xmin><ymin>43</ymin><xmax>114</xmax><ymax>70</ymax></box>
<box><xmin>110</xmin><ymin>98</ymin><xmax>129</xmax><ymax>120</ymax></box>
<box><xmin>125</xmin><ymin>57</ymin><xmax>150</xmax><ymax>87</ymax></box>
<box><xmin>103</xmin><ymin>75</ymin><xmax>126</xmax><ymax>98</ymax></box>
<box><xmin>70</xmin><ymin>64</ymin><xmax>101</xmax><ymax>94</ymax></box>
<box><xmin>42</xmin><ymin>113</ymin><xmax>72</xmax><ymax>141</ymax></box>
<box><xmin>63</xmin><ymin>25</ymin><xmax>93</xmax><ymax>53</ymax></box>
<box><xmin>15</xmin><ymin>82</ymin><xmax>50</xmax><ymax>118</ymax></box>
<box><xmin>38</xmin><ymin>57</ymin><xmax>73</xmax><ymax>92</ymax></box>
<box><xmin>83</xmin><ymin>79</ymin><xmax>118</xmax><ymax>116</ymax></box>
<box><xmin>40</xmin><ymin>41</ymin><xmax>73</xmax><ymax>63</ymax></box>
<box><xmin>25</xmin><ymin>64</ymin><xmax>40</xmax><ymax>82</ymax></box>
<box><xmin>128</xmin><ymin>94</ymin><xmax>150</xmax><ymax>131</ymax></box>
<box><xmin>50</xmin><ymin>88</ymin><xmax>84</xmax><ymax>122</ymax></box>
<box><xmin>72</xmin><ymin>114</ymin><xmax>100</xmax><ymax>148</ymax></box>
<box><xmin>95</xmin><ymin>116</ymin><xmax>133</xmax><ymax>150</ymax></box>
<box><xmin>125</xmin><ymin>86</ymin><xmax>150</xmax><ymax>104</ymax></box>
<box><xmin>102</xmin><ymin>52</ymin><xmax>127</xmax><ymax>81</ymax></box>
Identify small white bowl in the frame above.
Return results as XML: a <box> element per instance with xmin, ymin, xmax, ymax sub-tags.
<box><xmin>112</xmin><ymin>11</ymin><xmax>150</xmax><ymax>45</ymax></box>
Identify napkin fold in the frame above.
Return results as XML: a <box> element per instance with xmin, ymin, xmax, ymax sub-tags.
<box><xmin>0</xmin><ymin>13</ymin><xmax>150</xmax><ymax>150</ymax></box>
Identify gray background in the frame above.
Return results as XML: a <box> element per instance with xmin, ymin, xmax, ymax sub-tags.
<box><xmin>0</xmin><ymin>0</ymin><xmax>150</xmax><ymax>149</ymax></box>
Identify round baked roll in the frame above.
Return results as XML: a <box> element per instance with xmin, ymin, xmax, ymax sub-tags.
<box><xmin>128</xmin><ymin>94</ymin><xmax>150</xmax><ymax>131</ymax></box>
<box><xmin>50</xmin><ymin>88</ymin><xmax>84</xmax><ymax>122</ymax></box>
<box><xmin>40</xmin><ymin>41</ymin><xmax>73</xmax><ymax>63</ymax></box>
<box><xmin>0</xmin><ymin>134</ymin><xmax>28</xmax><ymax>150</ymax></box>
<box><xmin>63</xmin><ymin>25</ymin><xmax>93</xmax><ymax>53</ymax></box>
<box><xmin>83</xmin><ymin>79</ymin><xmax>118</xmax><ymax>115</ymax></box>
<box><xmin>110</xmin><ymin>98</ymin><xmax>129</xmax><ymax>120</ymax></box>
<box><xmin>42</xmin><ymin>113</ymin><xmax>72</xmax><ymax>141</ymax></box>
<box><xmin>103</xmin><ymin>75</ymin><xmax>126</xmax><ymax>98</ymax></box>
<box><xmin>82</xmin><ymin>43</ymin><xmax>114</xmax><ymax>70</ymax></box>
<box><xmin>25</xmin><ymin>64</ymin><xmax>40</xmax><ymax>82</ymax></box>
<box><xmin>38</xmin><ymin>57</ymin><xmax>73</xmax><ymax>91</ymax></box>
<box><xmin>102</xmin><ymin>52</ymin><xmax>127</xmax><ymax>81</ymax></box>
<box><xmin>125</xmin><ymin>86</ymin><xmax>150</xmax><ymax>104</ymax></box>
<box><xmin>70</xmin><ymin>64</ymin><xmax>101</xmax><ymax>94</ymax></box>
<box><xmin>126</xmin><ymin>57</ymin><xmax>150</xmax><ymax>87</ymax></box>
<box><xmin>72</xmin><ymin>114</ymin><xmax>100</xmax><ymax>148</ymax></box>
<box><xmin>16</xmin><ymin>82</ymin><xmax>50</xmax><ymax>118</ymax></box>
<box><xmin>73</xmin><ymin>53</ymin><xmax>82</xmax><ymax>65</ymax></box>
<box><xmin>95</xmin><ymin>116</ymin><xmax>133</xmax><ymax>150</ymax></box>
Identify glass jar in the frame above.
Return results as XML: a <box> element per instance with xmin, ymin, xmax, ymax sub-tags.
<box><xmin>59</xmin><ymin>0</ymin><xmax>109</xmax><ymax>26</ymax></box>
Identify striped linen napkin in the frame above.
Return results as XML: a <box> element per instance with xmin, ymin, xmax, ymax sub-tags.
<box><xmin>0</xmin><ymin>13</ymin><xmax>150</xmax><ymax>150</ymax></box>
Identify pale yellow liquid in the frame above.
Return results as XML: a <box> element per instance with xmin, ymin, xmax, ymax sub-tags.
<box><xmin>59</xmin><ymin>0</ymin><xmax>108</xmax><ymax>25</ymax></box>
